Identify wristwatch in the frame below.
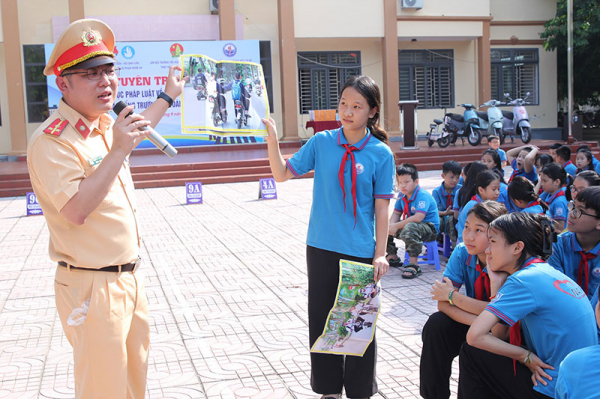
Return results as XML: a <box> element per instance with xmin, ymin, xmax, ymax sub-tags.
<box><xmin>157</xmin><ymin>92</ymin><xmax>173</xmax><ymax>107</ymax></box>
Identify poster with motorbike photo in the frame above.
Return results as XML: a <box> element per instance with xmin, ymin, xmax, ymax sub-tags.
<box><xmin>180</xmin><ymin>54</ymin><xmax>269</xmax><ymax>136</ymax></box>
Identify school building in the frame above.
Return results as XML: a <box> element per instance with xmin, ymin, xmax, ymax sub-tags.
<box><xmin>0</xmin><ymin>0</ymin><xmax>558</xmax><ymax>156</ymax></box>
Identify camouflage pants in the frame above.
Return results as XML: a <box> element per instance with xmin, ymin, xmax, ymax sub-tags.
<box><xmin>439</xmin><ymin>214</ymin><xmax>458</xmax><ymax>247</ymax></box>
<box><xmin>387</xmin><ymin>222</ymin><xmax>438</xmax><ymax>258</ymax></box>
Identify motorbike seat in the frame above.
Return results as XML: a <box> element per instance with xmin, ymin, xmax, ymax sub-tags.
<box><xmin>449</xmin><ymin>114</ymin><xmax>464</xmax><ymax>123</ymax></box>
<box><xmin>476</xmin><ymin>111</ymin><xmax>489</xmax><ymax>122</ymax></box>
<box><xmin>433</xmin><ymin>119</ymin><xmax>443</xmax><ymax>125</ymax></box>
<box><xmin>502</xmin><ymin>110</ymin><xmax>514</xmax><ymax>120</ymax></box>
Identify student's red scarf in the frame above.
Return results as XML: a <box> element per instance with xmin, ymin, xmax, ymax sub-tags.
<box><xmin>578</xmin><ymin>251</ymin><xmax>597</xmax><ymax>296</ymax></box>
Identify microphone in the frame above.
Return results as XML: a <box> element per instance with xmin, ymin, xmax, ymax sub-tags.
<box><xmin>113</xmin><ymin>101</ymin><xmax>178</xmax><ymax>158</ymax></box>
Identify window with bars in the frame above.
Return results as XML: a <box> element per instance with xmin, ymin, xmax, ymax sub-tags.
<box><xmin>491</xmin><ymin>49</ymin><xmax>539</xmax><ymax>105</ymax></box>
<box><xmin>398</xmin><ymin>50</ymin><xmax>454</xmax><ymax>109</ymax></box>
<box><xmin>23</xmin><ymin>45</ymin><xmax>49</xmax><ymax>123</ymax></box>
<box><xmin>297</xmin><ymin>52</ymin><xmax>361</xmax><ymax>114</ymax></box>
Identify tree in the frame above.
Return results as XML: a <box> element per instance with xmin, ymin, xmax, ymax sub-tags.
<box><xmin>540</xmin><ymin>0</ymin><xmax>600</xmax><ymax>105</ymax></box>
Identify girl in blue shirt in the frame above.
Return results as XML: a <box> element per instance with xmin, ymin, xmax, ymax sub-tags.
<box><xmin>459</xmin><ymin>212</ymin><xmax>597</xmax><ymax>399</ymax></box>
<box><xmin>540</xmin><ymin>163</ymin><xmax>570</xmax><ymax>231</ymax></box>
<box><xmin>456</xmin><ymin>170</ymin><xmax>501</xmax><ymax>242</ymax></box>
<box><xmin>420</xmin><ymin>201</ymin><xmax>507</xmax><ymax>399</ymax></box>
<box><xmin>569</xmin><ymin>169</ymin><xmax>600</xmax><ymax>201</ymax></box>
<box><xmin>508</xmin><ymin>176</ymin><xmax>547</xmax><ymax>214</ymax></box>
<box><xmin>263</xmin><ymin>75</ymin><xmax>395</xmax><ymax>399</ymax></box>
<box><xmin>454</xmin><ymin>162</ymin><xmax>487</xmax><ymax>220</ymax></box>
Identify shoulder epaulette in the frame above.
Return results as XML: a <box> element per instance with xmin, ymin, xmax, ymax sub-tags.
<box><xmin>43</xmin><ymin>118</ymin><xmax>68</xmax><ymax>136</ymax></box>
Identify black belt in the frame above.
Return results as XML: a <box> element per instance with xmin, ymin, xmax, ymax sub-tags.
<box><xmin>58</xmin><ymin>260</ymin><xmax>137</xmax><ymax>272</ymax></box>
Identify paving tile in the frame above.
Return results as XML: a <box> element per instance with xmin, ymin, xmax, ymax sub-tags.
<box><xmin>203</xmin><ymin>374</ymin><xmax>292</xmax><ymax>398</ymax></box>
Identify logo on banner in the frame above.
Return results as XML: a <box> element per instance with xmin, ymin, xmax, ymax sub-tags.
<box><xmin>223</xmin><ymin>43</ymin><xmax>237</xmax><ymax>57</ymax></box>
<box><xmin>122</xmin><ymin>45</ymin><xmax>135</xmax><ymax>59</ymax></box>
<box><xmin>186</xmin><ymin>182</ymin><xmax>203</xmax><ymax>204</ymax></box>
<box><xmin>259</xmin><ymin>178</ymin><xmax>277</xmax><ymax>200</ymax></box>
<box><xmin>170</xmin><ymin>43</ymin><xmax>184</xmax><ymax>58</ymax></box>
<box><xmin>26</xmin><ymin>192</ymin><xmax>43</xmax><ymax>216</ymax></box>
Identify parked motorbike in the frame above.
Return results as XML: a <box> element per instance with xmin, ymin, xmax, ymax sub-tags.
<box><xmin>234</xmin><ymin>99</ymin><xmax>248</xmax><ymax>129</ymax></box>
<box><xmin>441</xmin><ymin>104</ymin><xmax>482</xmax><ymax>146</ymax></box>
<box><xmin>501</xmin><ymin>92</ymin><xmax>532</xmax><ymax>144</ymax></box>
<box><xmin>476</xmin><ymin>99</ymin><xmax>505</xmax><ymax>143</ymax></box>
<box><xmin>427</xmin><ymin>107</ymin><xmax>452</xmax><ymax>148</ymax></box>
<box><xmin>196</xmin><ymin>84</ymin><xmax>207</xmax><ymax>101</ymax></box>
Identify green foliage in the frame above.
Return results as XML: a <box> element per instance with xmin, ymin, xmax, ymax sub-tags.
<box><xmin>338</xmin><ymin>325</ymin><xmax>349</xmax><ymax>337</ymax></box>
<box><xmin>540</xmin><ymin>0</ymin><xmax>600</xmax><ymax>104</ymax></box>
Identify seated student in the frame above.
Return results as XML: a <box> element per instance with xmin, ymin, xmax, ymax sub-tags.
<box><xmin>454</xmin><ymin>162</ymin><xmax>486</xmax><ymax>221</ymax></box>
<box><xmin>481</xmin><ymin>149</ymin><xmax>513</xmax><ymax>212</ymax></box>
<box><xmin>575</xmin><ymin>148</ymin><xmax>594</xmax><ymax>174</ymax></box>
<box><xmin>387</xmin><ymin>163</ymin><xmax>440</xmax><ymax>279</ymax></box>
<box><xmin>577</xmin><ymin>144</ymin><xmax>600</xmax><ymax>174</ymax></box>
<box><xmin>420</xmin><ymin>201</ymin><xmax>507</xmax><ymax>399</ymax></box>
<box><xmin>507</xmin><ymin>145</ymin><xmax>539</xmax><ymax>185</ymax></box>
<box><xmin>549</xmin><ymin>142</ymin><xmax>563</xmax><ymax>162</ymax></box>
<box><xmin>534</xmin><ymin>154</ymin><xmax>554</xmax><ymax>195</ymax></box>
<box><xmin>540</xmin><ymin>163</ymin><xmax>570</xmax><ymax>231</ymax></box>
<box><xmin>508</xmin><ymin>176</ymin><xmax>547</xmax><ymax>214</ymax></box>
<box><xmin>570</xmin><ymin>170</ymin><xmax>600</xmax><ymax>201</ymax></box>
<box><xmin>456</xmin><ymin>170</ymin><xmax>501</xmax><ymax>243</ymax></box>
<box><xmin>432</xmin><ymin>161</ymin><xmax>461</xmax><ymax>247</ymax></box>
<box><xmin>458</xmin><ymin>212</ymin><xmax>597</xmax><ymax>399</ymax></box>
<box><xmin>547</xmin><ymin>186</ymin><xmax>600</xmax><ymax>299</ymax></box>
<box><xmin>487</xmin><ymin>135</ymin><xmax>507</xmax><ymax>168</ymax></box>
<box><xmin>556</xmin><ymin>145</ymin><xmax>577</xmax><ymax>177</ymax></box>
<box><xmin>457</xmin><ymin>162</ymin><xmax>471</xmax><ymax>187</ymax></box>
<box><xmin>555</xmin><ymin>285</ymin><xmax>600</xmax><ymax>399</ymax></box>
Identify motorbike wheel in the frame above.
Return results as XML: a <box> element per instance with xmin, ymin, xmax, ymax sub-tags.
<box><xmin>237</xmin><ymin>116</ymin><xmax>242</xmax><ymax>130</ymax></box>
<box><xmin>437</xmin><ymin>136</ymin><xmax>451</xmax><ymax>148</ymax></box>
<box><xmin>467</xmin><ymin>125</ymin><xmax>482</xmax><ymax>146</ymax></box>
<box><xmin>520</xmin><ymin>127</ymin><xmax>532</xmax><ymax>144</ymax></box>
<box><xmin>427</xmin><ymin>139</ymin><xmax>434</xmax><ymax>147</ymax></box>
<box><xmin>494</xmin><ymin>127</ymin><xmax>505</xmax><ymax>145</ymax></box>
<box><xmin>212</xmin><ymin>112</ymin><xmax>219</xmax><ymax>126</ymax></box>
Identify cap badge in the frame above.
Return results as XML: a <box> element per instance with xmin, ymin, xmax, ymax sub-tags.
<box><xmin>82</xmin><ymin>30</ymin><xmax>102</xmax><ymax>47</ymax></box>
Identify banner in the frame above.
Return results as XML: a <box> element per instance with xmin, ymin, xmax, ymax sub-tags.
<box><xmin>44</xmin><ymin>40</ymin><xmax>263</xmax><ymax>147</ymax></box>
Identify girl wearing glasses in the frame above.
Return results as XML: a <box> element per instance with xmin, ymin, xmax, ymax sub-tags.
<box><xmin>458</xmin><ymin>212</ymin><xmax>597</xmax><ymax>398</ymax></box>
<box><xmin>539</xmin><ymin>163</ymin><xmax>570</xmax><ymax>231</ymax></box>
<box><xmin>569</xmin><ymin>170</ymin><xmax>600</xmax><ymax>201</ymax></box>
<box><xmin>548</xmin><ymin>186</ymin><xmax>600</xmax><ymax>300</ymax></box>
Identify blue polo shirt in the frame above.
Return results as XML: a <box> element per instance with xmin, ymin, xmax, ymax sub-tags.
<box><xmin>509</xmin><ymin>158</ymin><xmax>538</xmax><ymax>184</ymax></box>
<box><xmin>520</xmin><ymin>200</ymin><xmax>544</xmax><ymax>214</ymax></box>
<box><xmin>394</xmin><ymin>186</ymin><xmax>440</xmax><ymax>233</ymax></box>
<box><xmin>547</xmin><ymin>231</ymin><xmax>600</xmax><ymax>300</ymax></box>
<box><xmin>286</xmin><ymin>128</ymin><xmax>396</xmax><ymax>258</ymax></box>
<box><xmin>431</xmin><ymin>182</ymin><xmax>461</xmax><ymax>212</ymax></box>
<box><xmin>590</xmin><ymin>289</ymin><xmax>600</xmax><ymax>343</ymax></box>
<box><xmin>563</xmin><ymin>160</ymin><xmax>577</xmax><ymax>177</ymax></box>
<box><xmin>498</xmin><ymin>182</ymin><xmax>511</xmax><ymax>212</ymax></box>
<box><xmin>456</xmin><ymin>194</ymin><xmax>482</xmax><ymax>242</ymax></box>
<box><xmin>555</xmin><ymin>345</ymin><xmax>600</xmax><ymax>399</ymax></box>
<box><xmin>496</xmin><ymin>148</ymin><xmax>507</xmax><ymax>163</ymax></box>
<box><xmin>443</xmin><ymin>243</ymin><xmax>488</xmax><ymax>299</ymax></box>
<box><xmin>486</xmin><ymin>259</ymin><xmax>597</xmax><ymax>397</ymax></box>
<box><xmin>540</xmin><ymin>187</ymin><xmax>568</xmax><ymax>221</ymax></box>
<box><xmin>593</xmin><ymin>157</ymin><xmax>600</xmax><ymax>175</ymax></box>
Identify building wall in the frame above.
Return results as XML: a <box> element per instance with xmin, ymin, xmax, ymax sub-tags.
<box><xmin>397</xmin><ymin>0</ymin><xmax>490</xmax><ymax>17</ymax></box>
<box><xmin>490</xmin><ymin>0</ymin><xmax>556</xmax><ymax>21</ymax></box>
<box><xmin>0</xmin><ymin>44</ymin><xmax>10</xmax><ymax>153</ymax></box>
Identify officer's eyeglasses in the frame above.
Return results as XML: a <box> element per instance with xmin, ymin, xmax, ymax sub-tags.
<box><xmin>62</xmin><ymin>67</ymin><xmax>120</xmax><ymax>81</ymax></box>
<box><xmin>567</xmin><ymin>201</ymin><xmax>600</xmax><ymax>219</ymax></box>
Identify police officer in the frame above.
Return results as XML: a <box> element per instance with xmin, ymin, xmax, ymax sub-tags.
<box><xmin>26</xmin><ymin>19</ymin><xmax>187</xmax><ymax>398</ymax></box>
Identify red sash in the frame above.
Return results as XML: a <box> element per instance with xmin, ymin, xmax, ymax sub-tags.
<box><xmin>338</xmin><ymin>144</ymin><xmax>358</xmax><ymax>228</ymax></box>
<box><xmin>578</xmin><ymin>251</ymin><xmax>597</xmax><ymax>296</ymax></box>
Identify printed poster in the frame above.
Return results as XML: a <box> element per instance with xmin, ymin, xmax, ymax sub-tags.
<box><xmin>311</xmin><ymin>260</ymin><xmax>381</xmax><ymax>357</ymax></box>
<box><xmin>179</xmin><ymin>54</ymin><xmax>268</xmax><ymax>136</ymax></box>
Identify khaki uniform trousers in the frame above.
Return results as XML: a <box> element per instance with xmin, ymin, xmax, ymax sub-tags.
<box><xmin>54</xmin><ymin>265</ymin><xmax>150</xmax><ymax>399</ymax></box>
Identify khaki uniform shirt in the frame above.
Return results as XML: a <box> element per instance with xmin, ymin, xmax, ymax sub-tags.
<box><xmin>27</xmin><ymin>100</ymin><xmax>140</xmax><ymax>268</ymax></box>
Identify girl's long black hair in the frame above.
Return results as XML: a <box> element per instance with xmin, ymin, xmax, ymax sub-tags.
<box><xmin>458</xmin><ymin>162</ymin><xmax>489</xmax><ymax>209</ymax></box>
<box><xmin>508</xmin><ymin>176</ymin><xmax>548</xmax><ymax>211</ymax></box>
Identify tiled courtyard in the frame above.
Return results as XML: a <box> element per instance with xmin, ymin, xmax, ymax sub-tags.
<box><xmin>0</xmin><ymin>170</ymin><xmax>461</xmax><ymax>398</ymax></box>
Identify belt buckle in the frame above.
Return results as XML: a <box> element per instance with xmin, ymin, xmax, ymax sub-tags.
<box><xmin>133</xmin><ymin>257</ymin><xmax>142</xmax><ymax>273</ymax></box>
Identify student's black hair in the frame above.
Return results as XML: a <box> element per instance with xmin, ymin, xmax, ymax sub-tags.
<box><xmin>576</xmin><ymin>149</ymin><xmax>594</xmax><ymax>171</ymax></box>
<box><xmin>575</xmin><ymin>186</ymin><xmax>600</xmax><ymax>216</ymax></box>
<box><xmin>577</xmin><ymin>144</ymin><xmax>591</xmax><ymax>152</ymax></box>
<box><xmin>508</xmin><ymin>176</ymin><xmax>549</xmax><ymax>211</ymax></box>
<box><xmin>462</xmin><ymin>162</ymin><xmax>473</xmax><ymax>176</ymax></box>
<box><xmin>556</xmin><ymin>145</ymin><xmax>572</xmax><ymax>163</ymax></box>
<box><xmin>466</xmin><ymin>200</ymin><xmax>508</xmax><ymax>225</ymax></box>
<box><xmin>535</xmin><ymin>154</ymin><xmax>553</xmax><ymax>169</ymax></box>
<box><xmin>481</xmin><ymin>150</ymin><xmax>506</xmax><ymax>185</ymax></box>
<box><xmin>542</xmin><ymin>162</ymin><xmax>570</xmax><ymax>186</ymax></box>
<box><xmin>442</xmin><ymin>161</ymin><xmax>462</xmax><ymax>175</ymax></box>
<box><xmin>341</xmin><ymin>75</ymin><xmax>389</xmax><ymax>146</ymax></box>
<box><xmin>488</xmin><ymin>212</ymin><xmax>557</xmax><ymax>268</ymax></box>
<box><xmin>550</xmin><ymin>142</ymin><xmax>563</xmax><ymax>150</ymax></box>
<box><xmin>458</xmin><ymin>162</ymin><xmax>489</xmax><ymax>208</ymax></box>
<box><xmin>487</xmin><ymin>135</ymin><xmax>500</xmax><ymax>142</ymax></box>
<box><xmin>575</xmin><ymin>170</ymin><xmax>600</xmax><ymax>187</ymax></box>
<box><xmin>475</xmin><ymin>170</ymin><xmax>501</xmax><ymax>198</ymax></box>
<box><xmin>396</xmin><ymin>163</ymin><xmax>418</xmax><ymax>180</ymax></box>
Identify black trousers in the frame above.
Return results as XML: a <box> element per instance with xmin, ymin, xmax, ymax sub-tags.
<box><xmin>307</xmin><ymin>246</ymin><xmax>377</xmax><ymax>398</ymax></box>
<box><xmin>420</xmin><ymin>311</ymin><xmax>470</xmax><ymax>399</ymax></box>
<box><xmin>458</xmin><ymin>343</ymin><xmax>552</xmax><ymax>399</ymax></box>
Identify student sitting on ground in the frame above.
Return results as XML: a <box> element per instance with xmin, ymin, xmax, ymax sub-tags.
<box><xmin>420</xmin><ymin>201</ymin><xmax>507</xmax><ymax>399</ymax></box>
<box><xmin>456</xmin><ymin>170</ymin><xmax>501</xmax><ymax>243</ymax></box>
<box><xmin>482</xmin><ymin>149</ymin><xmax>514</xmax><ymax>212</ymax></box>
<box><xmin>454</xmin><ymin>162</ymin><xmax>486</xmax><ymax>221</ymax></box>
<box><xmin>508</xmin><ymin>176</ymin><xmax>546</xmax><ymax>214</ymax></box>
<box><xmin>539</xmin><ymin>163</ymin><xmax>570</xmax><ymax>231</ymax></box>
<box><xmin>458</xmin><ymin>212</ymin><xmax>597</xmax><ymax>399</ymax></box>
<box><xmin>507</xmin><ymin>145</ymin><xmax>539</xmax><ymax>185</ymax></box>
<box><xmin>431</xmin><ymin>161</ymin><xmax>461</xmax><ymax>247</ymax></box>
<box><xmin>575</xmin><ymin>148</ymin><xmax>595</xmax><ymax>174</ymax></box>
<box><xmin>387</xmin><ymin>163</ymin><xmax>440</xmax><ymax>279</ymax></box>
<box><xmin>556</xmin><ymin>145</ymin><xmax>577</xmax><ymax>177</ymax></box>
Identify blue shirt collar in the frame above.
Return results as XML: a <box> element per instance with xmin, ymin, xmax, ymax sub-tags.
<box><xmin>570</xmin><ymin>233</ymin><xmax>600</xmax><ymax>255</ymax></box>
<box><xmin>337</xmin><ymin>127</ymin><xmax>372</xmax><ymax>150</ymax></box>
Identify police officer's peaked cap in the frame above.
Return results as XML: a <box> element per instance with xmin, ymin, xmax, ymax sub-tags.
<box><xmin>44</xmin><ymin>19</ymin><xmax>115</xmax><ymax>76</ymax></box>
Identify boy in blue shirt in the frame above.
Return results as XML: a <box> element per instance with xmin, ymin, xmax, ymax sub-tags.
<box><xmin>487</xmin><ymin>135</ymin><xmax>507</xmax><ymax>168</ymax></box>
<box><xmin>387</xmin><ymin>163</ymin><xmax>440</xmax><ymax>279</ymax></box>
<box><xmin>432</xmin><ymin>161</ymin><xmax>461</xmax><ymax>247</ymax></box>
<box><xmin>556</xmin><ymin>145</ymin><xmax>577</xmax><ymax>177</ymax></box>
<box><xmin>507</xmin><ymin>144</ymin><xmax>539</xmax><ymax>184</ymax></box>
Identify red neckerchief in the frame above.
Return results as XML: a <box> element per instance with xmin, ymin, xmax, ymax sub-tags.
<box><xmin>444</xmin><ymin>184</ymin><xmax>453</xmax><ymax>209</ymax></box>
<box><xmin>470</xmin><ymin>194</ymin><xmax>482</xmax><ymax>202</ymax></box>
<box><xmin>338</xmin><ymin>132</ymin><xmax>370</xmax><ymax>228</ymax></box>
<box><xmin>474</xmin><ymin>259</ymin><xmax>490</xmax><ymax>301</ymax></box>
<box><xmin>547</xmin><ymin>188</ymin><xmax>566</xmax><ymax>205</ymax></box>
<box><xmin>401</xmin><ymin>196</ymin><xmax>410</xmax><ymax>219</ymax></box>
<box><xmin>526</xmin><ymin>200</ymin><xmax>541</xmax><ymax>209</ymax></box>
<box><xmin>510</xmin><ymin>257</ymin><xmax>545</xmax><ymax>375</ymax></box>
<box><xmin>563</xmin><ymin>160</ymin><xmax>574</xmax><ymax>169</ymax></box>
<box><xmin>577</xmin><ymin>251</ymin><xmax>597</xmax><ymax>296</ymax></box>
